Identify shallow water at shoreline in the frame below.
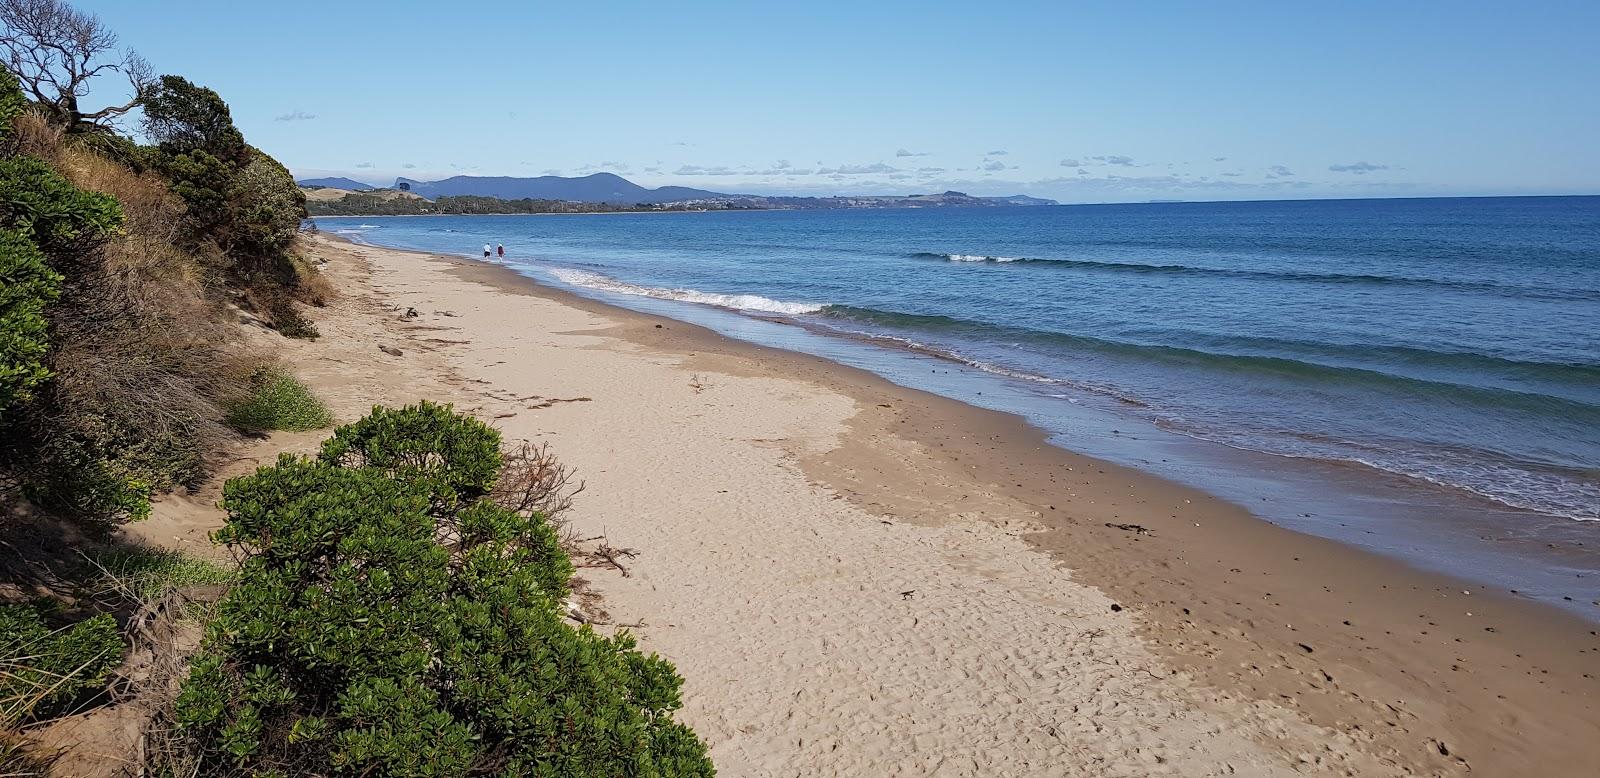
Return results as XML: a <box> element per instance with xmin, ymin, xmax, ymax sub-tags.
<box><xmin>318</xmin><ymin>199</ymin><xmax>1600</xmax><ymax>615</ymax></box>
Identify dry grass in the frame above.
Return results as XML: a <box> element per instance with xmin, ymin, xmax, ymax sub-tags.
<box><xmin>18</xmin><ymin>135</ymin><xmax>267</xmax><ymax>501</ymax></box>
<box><xmin>43</xmin><ymin>148</ymin><xmax>248</xmax><ymax>470</ymax></box>
<box><xmin>0</xmin><ymin>731</ymin><xmax>55</xmax><ymax>776</ymax></box>
<box><xmin>289</xmin><ymin>251</ymin><xmax>336</xmax><ymax>308</ymax></box>
<box><xmin>5</xmin><ymin>110</ymin><xmax>63</xmax><ymax>162</ymax></box>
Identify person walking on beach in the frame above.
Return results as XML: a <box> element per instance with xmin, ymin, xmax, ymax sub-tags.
<box><xmin>497</xmin><ymin>243</ymin><xmax>505</xmax><ymax>259</ymax></box>
<box><xmin>483</xmin><ymin>243</ymin><xmax>492</xmax><ymax>258</ymax></box>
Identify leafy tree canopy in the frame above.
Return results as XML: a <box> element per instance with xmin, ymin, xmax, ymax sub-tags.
<box><xmin>141</xmin><ymin>74</ymin><xmax>247</xmax><ymax>165</ymax></box>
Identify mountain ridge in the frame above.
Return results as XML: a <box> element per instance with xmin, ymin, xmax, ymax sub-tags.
<box><xmin>391</xmin><ymin>172</ymin><xmax>729</xmax><ymax>204</ymax></box>
<box><xmin>297</xmin><ymin>176</ymin><xmax>379</xmax><ymax>190</ymax></box>
<box><xmin>298</xmin><ymin>171</ymin><xmax>1059</xmax><ymax>207</ymax></box>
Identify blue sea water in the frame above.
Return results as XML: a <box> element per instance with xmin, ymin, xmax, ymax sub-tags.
<box><xmin>320</xmin><ymin>196</ymin><xmax>1600</xmax><ymax>601</ymax></box>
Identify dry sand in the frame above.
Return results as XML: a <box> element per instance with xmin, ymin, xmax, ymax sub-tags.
<box><xmin>122</xmin><ymin>234</ymin><xmax>1599</xmax><ymax>777</ymax></box>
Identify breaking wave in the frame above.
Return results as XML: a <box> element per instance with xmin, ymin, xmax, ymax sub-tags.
<box><xmin>548</xmin><ymin>268</ymin><xmax>825</xmax><ymax>315</ymax></box>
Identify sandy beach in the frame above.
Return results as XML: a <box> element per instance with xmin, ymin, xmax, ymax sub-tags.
<box><xmin>126</xmin><ymin>234</ymin><xmax>1599</xmax><ymax>777</ymax></box>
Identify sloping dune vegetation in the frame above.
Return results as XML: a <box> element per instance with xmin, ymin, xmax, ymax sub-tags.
<box><xmin>0</xmin><ymin>1</ymin><xmax>711</xmax><ymax>774</ymax></box>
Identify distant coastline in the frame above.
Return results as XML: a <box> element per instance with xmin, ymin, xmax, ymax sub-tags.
<box><xmin>299</xmin><ymin>171</ymin><xmax>1058</xmax><ymax>216</ymax></box>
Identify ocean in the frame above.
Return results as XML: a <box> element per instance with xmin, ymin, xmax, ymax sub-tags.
<box><xmin>319</xmin><ymin>195</ymin><xmax>1600</xmax><ymax>608</ymax></box>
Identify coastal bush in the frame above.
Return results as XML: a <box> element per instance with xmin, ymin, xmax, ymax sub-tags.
<box><xmin>229</xmin><ymin>149</ymin><xmax>306</xmax><ymax>265</ymax></box>
<box><xmin>0</xmin><ymin>229</ymin><xmax>60</xmax><ymax>413</ymax></box>
<box><xmin>171</xmin><ymin>404</ymin><xmax>711</xmax><ymax>776</ymax></box>
<box><xmin>141</xmin><ymin>76</ymin><xmax>248</xmax><ymax>166</ymax></box>
<box><xmin>0</xmin><ymin>603</ymin><xmax>123</xmax><ymax>723</ymax></box>
<box><xmin>317</xmin><ymin>401</ymin><xmax>503</xmax><ymax>513</ymax></box>
<box><xmin>0</xmin><ymin>48</ymin><xmax>327</xmax><ymax>531</ymax></box>
<box><xmin>0</xmin><ymin>68</ymin><xmax>22</xmax><ymax>138</ymax></box>
<box><xmin>142</xmin><ymin>77</ymin><xmax>306</xmax><ymax>284</ymax></box>
<box><xmin>226</xmin><ymin>367</ymin><xmax>332</xmax><ymax>433</ymax></box>
<box><xmin>0</xmin><ymin>155</ymin><xmax>123</xmax><ymax>260</ymax></box>
<box><xmin>267</xmin><ymin>297</ymin><xmax>320</xmax><ymax>339</ymax></box>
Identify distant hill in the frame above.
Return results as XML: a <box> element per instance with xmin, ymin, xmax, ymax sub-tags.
<box><xmin>297</xmin><ymin>176</ymin><xmax>378</xmax><ymax>191</ymax></box>
<box><xmin>300</xmin><ymin>186</ymin><xmax>422</xmax><ymax>203</ymax></box>
<box><xmin>302</xmin><ymin>172</ymin><xmax>1056</xmax><ymax>210</ymax></box>
<box><xmin>988</xmin><ymin>194</ymin><xmax>1058</xmax><ymax>206</ymax></box>
<box><xmin>393</xmin><ymin>173</ymin><xmax>730</xmax><ymax>204</ymax></box>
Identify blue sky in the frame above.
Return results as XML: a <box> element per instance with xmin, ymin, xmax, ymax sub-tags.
<box><xmin>77</xmin><ymin>0</ymin><xmax>1600</xmax><ymax>203</ymax></box>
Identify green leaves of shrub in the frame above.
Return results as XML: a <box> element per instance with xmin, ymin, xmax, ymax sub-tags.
<box><xmin>0</xmin><ymin>155</ymin><xmax>122</xmax><ymax>259</ymax></box>
<box><xmin>0</xmin><ymin>228</ymin><xmax>61</xmax><ymax>413</ymax></box>
<box><xmin>178</xmin><ymin>404</ymin><xmax>713</xmax><ymax>776</ymax></box>
<box><xmin>0</xmin><ymin>69</ymin><xmax>25</xmax><ymax>140</ymax></box>
<box><xmin>225</xmin><ymin>367</ymin><xmax>332</xmax><ymax>432</ymax></box>
<box><xmin>319</xmin><ymin>400</ymin><xmax>502</xmax><ymax>514</ymax></box>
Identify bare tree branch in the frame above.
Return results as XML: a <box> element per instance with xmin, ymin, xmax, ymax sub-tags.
<box><xmin>0</xmin><ymin>0</ymin><xmax>151</xmax><ymax>131</ymax></box>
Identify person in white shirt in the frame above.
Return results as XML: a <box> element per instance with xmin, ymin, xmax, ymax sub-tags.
<box><xmin>483</xmin><ymin>244</ymin><xmax>492</xmax><ymax>258</ymax></box>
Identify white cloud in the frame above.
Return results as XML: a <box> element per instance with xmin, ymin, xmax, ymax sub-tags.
<box><xmin>1328</xmin><ymin>161</ymin><xmax>1389</xmax><ymax>174</ymax></box>
<box><xmin>816</xmin><ymin>162</ymin><xmax>899</xmax><ymax>175</ymax></box>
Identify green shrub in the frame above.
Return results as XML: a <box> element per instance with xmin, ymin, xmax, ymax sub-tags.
<box><xmin>174</xmin><ymin>404</ymin><xmax>712</xmax><ymax>776</ymax></box>
<box><xmin>319</xmin><ymin>400</ymin><xmax>502</xmax><ymax>514</ymax></box>
<box><xmin>141</xmin><ymin>76</ymin><xmax>248</xmax><ymax>166</ymax></box>
<box><xmin>0</xmin><ymin>604</ymin><xmax>123</xmax><ymax>724</ymax></box>
<box><xmin>0</xmin><ymin>69</ymin><xmax>24</xmax><ymax>143</ymax></box>
<box><xmin>229</xmin><ymin>149</ymin><xmax>306</xmax><ymax>263</ymax></box>
<box><xmin>226</xmin><ymin>367</ymin><xmax>331</xmax><ymax>432</ymax></box>
<box><xmin>0</xmin><ymin>155</ymin><xmax>122</xmax><ymax>259</ymax></box>
<box><xmin>27</xmin><ymin>452</ymin><xmax>154</xmax><ymax>525</ymax></box>
<box><xmin>20</xmin><ymin>405</ymin><xmax>213</xmax><ymax>528</ymax></box>
<box><xmin>0</xmin><ymin>229</ymin><xmax>61</xmax><ymax>413</ymax></box>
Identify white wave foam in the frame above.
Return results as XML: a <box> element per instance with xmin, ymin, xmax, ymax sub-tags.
<box><xmin>946</xmin><ymin>254</ymin><xmax>1024</xmax><ymax>263</ymax></box>
<box><xmin>549</xmin><ymin>268</ymin><xmax>824</xmax><ymax>316</ymax></box>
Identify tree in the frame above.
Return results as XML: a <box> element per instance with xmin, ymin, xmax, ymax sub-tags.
<box><xmin>0</xmin><ymin>0</ymin><xmax>153</xmax><ymax>132</ymax></box>
<box><xmin>140</xmin><ymin>75</ymin><xmax>246</xmax><ymax>164</ymax></box>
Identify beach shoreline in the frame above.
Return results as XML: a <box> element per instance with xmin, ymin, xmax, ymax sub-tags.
<box><xmin>317</xmin><ymin>213</ymin><xmax>1600</xmax><ymax>611</ymax></box>
<box><xmin>204</xmin><ymin>233</ymin><xmax>1597</xmax><ymax>775</ymax></box>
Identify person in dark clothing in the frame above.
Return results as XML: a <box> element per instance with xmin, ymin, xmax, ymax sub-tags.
<box><xmin>497</xmin><ymin>244</ymin><xmax>505</xmax><ymax>259</ymax></box>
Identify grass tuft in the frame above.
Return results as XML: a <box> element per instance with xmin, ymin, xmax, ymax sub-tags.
<box><xmin>84</xmin><ymin>547</ymin><xmax>234</xmax><ymax>603</ymax></box>
<box><xmin>225</xmin><ymin>367</ymin><xmax>332</xmax><ymax>433</ymax></box>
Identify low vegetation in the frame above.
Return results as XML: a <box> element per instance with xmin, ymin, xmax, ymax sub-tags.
<box><xmin>225</xmin><ymin>366</ymin><xmax>333</xmax><ymax>433</ymax></box>
<box><xmin>0</xmin><ymin>604</ymin><xmax>121</xmax><ymax>724</ymax></box>
<box><xmin>85</xmin><ymin>546</ymin><xmax>234</xmax><ymax>603</ymax></box>
<box><xmin>161</xmin><ymin>403</ymin><xmax>714</xmax><ymax>776</ymax></box>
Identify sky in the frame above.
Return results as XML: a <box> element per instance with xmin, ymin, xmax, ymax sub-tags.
<box><xmin>74</xmin><ymin>0</ymin><xmax>1600</xmax><ymax>203</ymax></box>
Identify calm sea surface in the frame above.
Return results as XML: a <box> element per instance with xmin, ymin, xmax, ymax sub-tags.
<box><xmin>321</xmin><ymin>196</ymin><xmax>1600</xmax><ymax>610</ymax></box>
